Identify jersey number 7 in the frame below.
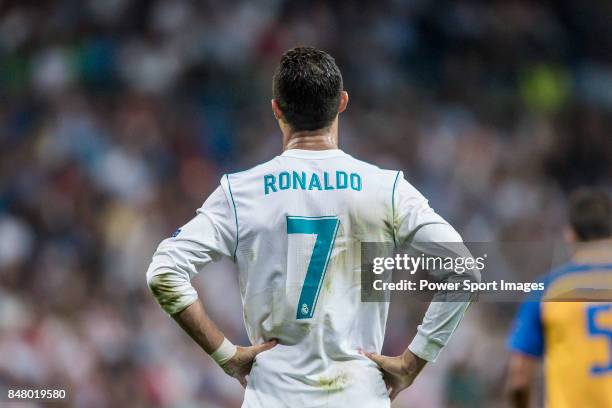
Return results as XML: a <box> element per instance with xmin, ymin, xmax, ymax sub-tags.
<box><xmin>287</xmin><ymin>216</ymin><xmax>340</xmax><ymax>320</ymax></box>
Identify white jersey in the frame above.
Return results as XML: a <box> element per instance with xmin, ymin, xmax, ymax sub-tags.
<box><xmin>147</xmin><ymin>148</ymin><xmax>473</xmax><ymax>408</ymax></box>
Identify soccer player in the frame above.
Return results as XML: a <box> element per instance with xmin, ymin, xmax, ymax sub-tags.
<box><xmin>507</xmin><ymin>189</ymin><xmax>612</xmax><ymax>408</ymax></box>
<box><xmin>146</xmin><ymin>47</ymin><xmax>477</xmax><ymax>407</ymax></box>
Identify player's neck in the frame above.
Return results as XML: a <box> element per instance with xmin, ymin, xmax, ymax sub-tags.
<box><xmin>283</xmin><ymin>128</ymin><xmax>338</xmax><ymax>151</ymax></box>
<box><xmin>572</xmin><ymin>238</ymin><xmax>612</xmax><ymax>264</ymax></box>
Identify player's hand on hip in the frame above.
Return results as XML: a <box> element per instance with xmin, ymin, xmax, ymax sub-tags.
<box><xmin>221</xmin><ymin>340</ymin><xmax>277</xmax><ymax>388</ymax></box>
<box><xmin>362</xmin><ymin>349</ymin><xmax>427</xmax><ymax>401</ymax></box>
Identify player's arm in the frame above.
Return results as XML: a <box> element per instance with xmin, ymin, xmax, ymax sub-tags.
<box><xmin>365</xmin><ymin>174</ymin><xmax>480</xmax><ymax>400</ymax></box>
<box><xmin>146</xmin><ymin>185</ymin><xmax>275</xmax><ymax>386</ymax></box>
<box><xmin>506</xmin><ymin>297</ymin><xmax>544</xmax><ymax>408</ymax></box>
<box><xmin>507</xmin><ymin>352</ymin><xmax>538</xmax><ymax>408</ymax></box>
<box><xmin>171</xmin><ymin>300</ymin><xmax>276</xmax><ymax>387</ymax></box>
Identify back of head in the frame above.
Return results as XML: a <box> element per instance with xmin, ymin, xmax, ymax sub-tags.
<box><xmin>568</xmin><ymin>188</ymin><xmax>612</xmax><ymax>242</ymax></box>
<box><xmin>273</xmin><ymin>47</ymin><xmax>343</xmax><ymax>131</ymax></box>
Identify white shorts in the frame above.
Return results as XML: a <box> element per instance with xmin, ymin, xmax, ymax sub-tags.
<box><xmin>242</xmin><ymin>356</ymin><xmax>390</xmax><ymax>408</ymax></box>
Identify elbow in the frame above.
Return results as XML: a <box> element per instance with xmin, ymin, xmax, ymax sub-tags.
<box><xmin>145</xmin><ymin>262</ymin><xmax>171</xmax><ymax>302</ymax></box>
<box><xmin>146</xmin><ymin>269</ymin><xmax>161</xmax><ymax>294</ymax></box>
<box><xmin>507</xmin><ymin>367</ymin><xmax>531</xmax><ymax>393</ymax></box>
<box><xmin>146</xmin><ymin>270</ymin><xmax>180</xmax><ymax>313</ymax></box>
<box><xmin>145</xmin><ymin>267</ymin><xmax>198</xmax><ymax>315</ymax></box>
<box><xmin>145</xmin><ymin>268</ymin><xmax>177</xmax><ymax>301</ymax></box>
<box><xmin>146</xmin><ymin>263</ymin><xmax>162</xmax><ymax>293</ymax></box>
<box><xmin>146</xmin><ymin>267</ymin><xmax>159</xmax><ymax>292</ymax></box>
<box><xmin>145</xmin><ymin>253</ymin><xmax>177</xmax><ymax>296</ymax></box>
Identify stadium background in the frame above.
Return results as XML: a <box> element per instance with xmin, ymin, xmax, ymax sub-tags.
<box><xmin>0</xmin><ymin>0</ymin><xmax>611</xmax><ymax>406</ymax></box>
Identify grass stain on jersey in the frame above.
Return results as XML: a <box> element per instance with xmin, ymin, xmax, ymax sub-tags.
<box><xmin>316</xmin><ymin>371</ymin><xmax>350</xmax><ymax>392</ymax></box>
<box><xmin>147</xmin><ymin>273</ymin><xmax>194</xmax><ymax>314</ymax></box>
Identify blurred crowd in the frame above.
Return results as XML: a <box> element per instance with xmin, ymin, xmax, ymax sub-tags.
<box><xmin>1</xmin><ymin>0</ymin><xmax>611</xmax><ymax>407</ymax></box>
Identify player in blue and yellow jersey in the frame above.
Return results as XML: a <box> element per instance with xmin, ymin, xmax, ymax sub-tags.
<box><xmin>507</xmin><ymin>188</ymin><xmax>612</xmax><ymax>408</ymax></box>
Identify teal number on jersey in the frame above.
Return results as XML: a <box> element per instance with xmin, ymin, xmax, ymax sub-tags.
<box><xmin>287</xmin><ymin>216</ymin><xmax>340</xmax><ymax>319</ymax></box>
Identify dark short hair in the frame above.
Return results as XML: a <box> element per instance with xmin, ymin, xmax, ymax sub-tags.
<box><xmin>569</xmin><ymin>188</ymin><xmax>612</xmax><ymax>241</ymax></box>
<box><xmin>273</xmin><ymin>47</ymin><xmax>343</xmax><ymax>131</ymax></box>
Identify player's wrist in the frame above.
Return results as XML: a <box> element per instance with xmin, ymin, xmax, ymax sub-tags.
<box><xmin>210</xmin><ymin>337</ymin><xmax>238</xmax><ymax>366</ymax></box>
<box><xmin>400</xmin><ymin>349</ymin><xmax>427</xmax><ymax>377</ymax></box>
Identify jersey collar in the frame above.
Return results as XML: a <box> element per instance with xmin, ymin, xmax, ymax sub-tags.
<box><xmin>280</xmin><ymin>149</ymin><xmax>346</xmax><ymax>159</ymax></box>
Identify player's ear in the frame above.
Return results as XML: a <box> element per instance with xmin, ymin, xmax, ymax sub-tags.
<box><xmin>271</xmin><ymin>99</ymin><xmax>283</xmax><ymax>120</ymax></box>
<box><xmin>338</xmin><ymin>91</ymin><xmax>349</xmax><ymax>114</ymax></box>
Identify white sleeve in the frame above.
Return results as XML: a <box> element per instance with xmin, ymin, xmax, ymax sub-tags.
<box><xmin>393</xmin><ymin>175</ymin><xmax>480</xmax><ymax>362</ymax></box>
<box><xmin>146</xmin><ymin>185</ymin><xmax>237</xmax><ymax>315</ymax></box>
